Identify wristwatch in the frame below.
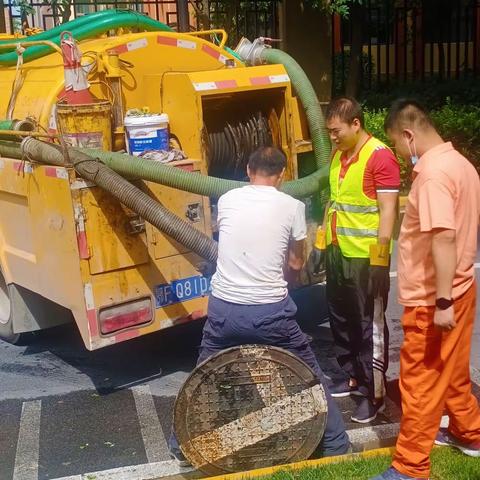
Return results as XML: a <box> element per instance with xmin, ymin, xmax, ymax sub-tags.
<box><xmin>435</xmin><ymin>297</ymin><xmax>453</xmax><ymax>310</ymax></box>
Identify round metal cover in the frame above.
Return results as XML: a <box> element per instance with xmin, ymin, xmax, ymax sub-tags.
<box><xmin>174</xmin><ymin>345</ymin><xmax>328</xmax><ymax>475</ymax></box>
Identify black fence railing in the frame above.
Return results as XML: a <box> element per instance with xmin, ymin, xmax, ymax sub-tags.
<box><xmin>333</xmin><ymin>0</ymin><xmax>480</xmax><ymax>93</ymax></box>
<box><xmin>2</xmin><ymin>0</ymin><xmax>279</xmax><ymax>48</ymax></box>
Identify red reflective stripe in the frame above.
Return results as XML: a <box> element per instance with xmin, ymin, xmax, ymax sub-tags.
<box><xmin>176</xmin><ymin>164</ymin><xmax>194</xmax><ymax>172</ymax></box>
<box><xmin>250</xmin><ymin>76</ymin><xmax>270</xmax><ymax>85</ymax></box>
<box><xmin>109</xmin><ymin>44</ymin><xmax>128</xmax><ymax>55</ymax></box>
<box><xmin>87</xmin><ymin>309</ymin><xmax>98</xmax><ymax>337</ymax></box>
<box><xmin>77</xmin><ymin>231</ymin><xmax>89</xmax><ymax>259</ymax></box>
<box><xmin>44</xmin><ymin>167</ymin><xmax>58</xmax><ymax>178</ymax></box>
<box><xmin>202</xmin><ymin>43</ymin><xmax>220</xmax><ymax>60</ymax></box>
<box><xmin>157</xmin><ymin>35</ymin><xmax>177</xmax><ymax>46</ymax></box>
<box><xmin>215</xmin><ymin>79</ymin><xmax>237</xmax><ymax>89</ymax></box>
<box><xmin>12</xmin><ymin>162</ymin><xmax>22</xmax><ymax>172</ymax></box>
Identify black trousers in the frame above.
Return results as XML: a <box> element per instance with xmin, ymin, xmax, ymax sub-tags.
<box><xmin>326</xmin><ymin>244</ymin><xmax>389</xmax><ymax>400</ymax></box>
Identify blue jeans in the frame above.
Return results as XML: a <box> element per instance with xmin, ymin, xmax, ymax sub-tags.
<box><xmin>193</xmin><ymin>294</ymin><xmax>349</xmax><ymax>456</ymax></box>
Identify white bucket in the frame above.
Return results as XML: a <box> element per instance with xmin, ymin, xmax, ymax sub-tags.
<box><xmin>124</xmin><ymin>113</ymin><xmax>169</xmax><ymax>156</ymax></box>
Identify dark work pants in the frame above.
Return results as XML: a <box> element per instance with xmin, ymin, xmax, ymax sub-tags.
<box><xmin>326</xmin><ymin>244</ymin><xmax>389</xmax><ymax>400</ymax></box>
<box><xmin>196</xmin><ymin>294</ymin><xmax>350</xmax><ymax>457</ymax></box>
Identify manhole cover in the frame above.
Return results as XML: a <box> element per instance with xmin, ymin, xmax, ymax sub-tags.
<box><xmin>174</xmin><ymin>345</ymin><xmax>328</xmax><ymax>475</ymax></box>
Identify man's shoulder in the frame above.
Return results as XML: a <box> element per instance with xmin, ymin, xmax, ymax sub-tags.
<box><xmin>219</xmin><ymin>186</ymin><xmax>248</xmax><ymax>202</ymax></box>
<box><xmin>275</xmin><ymin>190</ymin><xmax>304</xmax><ymax>210</ymax></box>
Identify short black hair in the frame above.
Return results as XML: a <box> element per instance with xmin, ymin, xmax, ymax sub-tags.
<box><xmin>384</xmin><ymin>98</ymin><xmax>433</xmax><ymax>132</ymax></box>
<box><xmin>248</xmin><ymin>146</ymin><xmax>286</xmax><ymax>176</ymax></box>
<box><xmin>326</xmin><ymin>96</ymin><xmax>364</xmax><ymax>128</ymax></box>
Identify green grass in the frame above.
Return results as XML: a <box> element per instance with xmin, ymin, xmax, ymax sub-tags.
<box><xmin>258</xmin><ymin>448</ymin><xmax>480</xmax><ymax>480</ymax></box>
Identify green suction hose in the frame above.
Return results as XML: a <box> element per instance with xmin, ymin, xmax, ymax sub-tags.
<box><xmin>261</xmin><ymin>48</ymin><xmax>331</xmax><ymax>172</ymax></box>
<box><xmin>0</xmin><ymin>10</ymin><xmax>115</xmax><ymax>47</ymax></box>
<box><xmin>0</xmin><ymin>10</ymin><xmax>172</xmax><ymax>66</ymax></box>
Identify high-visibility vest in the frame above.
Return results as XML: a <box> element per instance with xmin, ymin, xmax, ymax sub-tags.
<box><xmin>326</xmin><ymin>137</ymin><xmax>390</xmax><ymax>258</ymax></box>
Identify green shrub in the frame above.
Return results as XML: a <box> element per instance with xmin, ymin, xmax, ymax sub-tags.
<box><xmin>430</xmin><ymin>100</ymin><xmax>480</xmax><ymax>169</ymax></box>
<box><xmin>364</xmin><ymin>101</ymin><xmax>480</xmax><ymax>192</ymax></box>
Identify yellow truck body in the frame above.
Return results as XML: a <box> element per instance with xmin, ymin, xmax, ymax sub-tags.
<box><xmin>0</xmin><ymin>30</ymin><xmax>313</xmax><ymax>350</ymax></box>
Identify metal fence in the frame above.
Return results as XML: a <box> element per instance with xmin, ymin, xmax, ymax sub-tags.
<box><xmin>333</xmin><ymin>0</ymin><xmax>480</xmax><ymax>92</ymax></box>
<box><xmin>2</xmin><ymin>0</ymin><xmax>279</xmax><ymax>47</ymax></box>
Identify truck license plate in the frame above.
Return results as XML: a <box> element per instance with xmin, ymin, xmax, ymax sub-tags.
<box><xmin>154</xmin><ymin>275</ymin><xmax>211</xmax><ymax>308</ymax></box>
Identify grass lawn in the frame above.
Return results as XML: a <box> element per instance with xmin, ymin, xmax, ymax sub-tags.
<box><xmin>261</xmin><ymin>448</ymin><xmax>479</xmax><ymax>480</ymax></box>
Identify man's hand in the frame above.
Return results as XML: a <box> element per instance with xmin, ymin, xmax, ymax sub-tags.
<box><xmin>434</xmin><ymin>306</ymin><xmax>456</xmax><ymax>331</ymax></box>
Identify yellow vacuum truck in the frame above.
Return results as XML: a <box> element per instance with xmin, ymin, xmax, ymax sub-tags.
<box><xmin>0</xmin><ymin>10</ymin><xmax>329</xmax><ymax>350</ymax></box>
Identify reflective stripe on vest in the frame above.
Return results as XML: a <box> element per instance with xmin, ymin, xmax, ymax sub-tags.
<box><xmin>330</xmin><ymin>201</ymin><xmax>379</xmax><ymax>214</ymax></box>
<box><xmin>327</xmin><ymin>137</ymin><xmax>389</xmax><ymax>258</ymax></box>
<box><xmin>336</xmin><ymin>227</ymin><xmax>378</xmax><ymax>237</ymax></box>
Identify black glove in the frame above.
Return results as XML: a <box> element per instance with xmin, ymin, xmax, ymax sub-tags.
<box><xmin>368</xmin><ymin>265</ymin><xmax>390</xmax><ymax>298</ymax></box>
<box><xmin>196</xmin><ymin>261</ymin><xmax>216</xmax><ymax>277</ymax></box>
<box><xmin>307</xmin><ymin>247</ymin><xmax>326</xmax><ymax>278</ymax></box>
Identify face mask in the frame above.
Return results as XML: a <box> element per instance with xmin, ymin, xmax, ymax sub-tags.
<box><xmin>405</xmin><ymin>136</ymin><xmax>418</xmax><ymax>165</ymax></box>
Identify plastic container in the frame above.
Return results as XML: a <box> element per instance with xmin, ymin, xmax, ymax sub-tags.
<box><xmin>56</xmin><ymin>100</ymin><xmax>112</xmax><ymax>150</ymax></box>
<box><xmin>124</xmin><ymin>113</ymin><xmax>169</xmax><ymax>156</ymax></box>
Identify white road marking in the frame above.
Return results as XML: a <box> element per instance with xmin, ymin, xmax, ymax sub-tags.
<box><xmin>131</xmin><ymin>384</ymin><xmax>170</xmax><ymax>463</ymax></box>
<box><xmin>49</xmin><ymin>459</ymin><xmax>193</xmax><ymax>480</ymax></box>
<box><xmin>13</xmin><ymin>400</ymin><xmax>41</xmax><ymax>480</ymax></box>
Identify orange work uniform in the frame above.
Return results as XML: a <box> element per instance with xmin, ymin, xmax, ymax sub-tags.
<box><xmin>393</xmin><ymin>142</ymin><xmax>480</xmax><ymax>478</ymax></box>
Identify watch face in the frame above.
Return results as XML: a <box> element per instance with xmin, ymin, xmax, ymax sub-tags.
<box><xmin>436</xmin><ymin>298</ymin><xmax>453</xmax><ymax>310</ymax></box>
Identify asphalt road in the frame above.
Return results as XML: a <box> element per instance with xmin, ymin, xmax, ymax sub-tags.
<box><xmin>1</xmin><ymin>261</ymin><xmax>479</xmax><ymax>480</ymax></box>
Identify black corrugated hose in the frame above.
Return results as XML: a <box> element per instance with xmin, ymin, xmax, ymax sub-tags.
<box><xmin>21</xmin><ymin>138</ymin><xmax>218</xmax><ymax>263</ymax></box>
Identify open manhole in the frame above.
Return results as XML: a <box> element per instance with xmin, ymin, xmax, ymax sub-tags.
<box><xmin>174</xmin><ymin>345</ymin><xmax>328</xmax><ymax>475</ymax></box>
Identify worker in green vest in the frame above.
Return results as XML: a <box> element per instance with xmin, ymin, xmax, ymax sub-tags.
<box><xmin>309</xmin><ymin>97</ymin><xmax>400</xmax><ymax>423</ymax></box>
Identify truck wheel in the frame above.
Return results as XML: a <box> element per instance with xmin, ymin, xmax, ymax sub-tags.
<box><xmin>0</xmin><ymin>271</ymin><xmax>32</xmax><ymax>345</ymax></box>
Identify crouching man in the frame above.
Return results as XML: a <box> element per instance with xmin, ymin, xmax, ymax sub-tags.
<box><xmin>171</xmin><ymin>146</ymin><xmax>350</xmax><ymax>464</ymax></box>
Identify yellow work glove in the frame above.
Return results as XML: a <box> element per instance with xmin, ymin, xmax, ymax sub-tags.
<box><xmin>368</xmin><ymin>244</ymin><xmax>390</xmax><ymax>298</ymax></box>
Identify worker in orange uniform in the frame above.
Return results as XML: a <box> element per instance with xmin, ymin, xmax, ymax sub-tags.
<box><xmin>309</xmin><ymin>97</ymin><xmax>400</xmax><ymax>424</ymax></box>
<box><xmin>371</xmin><ymin>100</ymin><xmax>480</xmax><ymax>480</ymax></box>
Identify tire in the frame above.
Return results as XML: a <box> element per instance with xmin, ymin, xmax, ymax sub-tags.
<box><xmin>0</xmin><ymin>271</ymin><xmax>34</xmax><ymax>345</ymax></box>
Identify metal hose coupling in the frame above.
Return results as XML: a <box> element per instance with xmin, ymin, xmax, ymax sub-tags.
<box><xmin>234</xmin><ymin>37</ymin><xmax>270</xmax><ymax>66</ymax></box>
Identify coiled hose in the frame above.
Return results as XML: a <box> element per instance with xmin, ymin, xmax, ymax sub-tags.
<box><xmin>207</xmin><ymin>110</ymin><xmax>275</xmax><ymax>179</ymax></box>
<box><xmin>0</xmin><ymin>10</ymin><xmax>172</xmax><ymax>66</ymax></box>
<box><xmin>21</xmin><ymin>138</ymin><xmax>218</xmax><ymax>263</ymax></box>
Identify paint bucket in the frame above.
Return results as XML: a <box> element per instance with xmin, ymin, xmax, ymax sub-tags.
<box><xmin>56</xmin><ymin>100</ymin><xmax>112</xmax><ymax>150</ymax></box>
<box><xmin>124</xmin><ymin>113</ymin><xmax>169</xmax><ymax>156</ymax></box>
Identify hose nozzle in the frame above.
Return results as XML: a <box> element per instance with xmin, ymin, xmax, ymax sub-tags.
<box><xmin>234</xmin><ymin>37</ymin><xmax>270</xmax><ymax>66</ymax></box>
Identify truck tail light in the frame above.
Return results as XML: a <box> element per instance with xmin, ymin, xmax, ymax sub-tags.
<box><xmin>99</xmin><ymin>298</ymin><xmax>153</xmax><ymax>335</ymax></box>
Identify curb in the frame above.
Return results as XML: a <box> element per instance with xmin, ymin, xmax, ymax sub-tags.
<box><xmin>202</xmin><ymin>447</ymin><xmax>396</xmax><ymax>480</ymax></box>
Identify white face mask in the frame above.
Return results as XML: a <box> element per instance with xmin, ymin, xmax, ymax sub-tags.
<box><xmin>405</xmin><ymin>136</ymin><xmax>419</xmax><ymax>165</ymax></box>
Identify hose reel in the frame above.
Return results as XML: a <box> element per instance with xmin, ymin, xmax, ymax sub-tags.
<box><xmin>206</xmin><ymin>108</ymin><xmax>281</xmax><ymax>180</ymax></box>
